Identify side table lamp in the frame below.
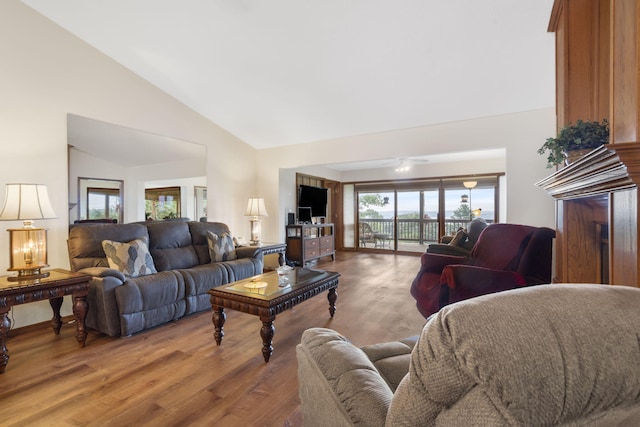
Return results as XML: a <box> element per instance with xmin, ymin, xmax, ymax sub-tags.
<box><xmin>0</xmin><ymin>184</ymin><xmax>57</xmax><ymax>281</ymax></box>
<box><xmin>245</xmin><ymin>197</ymin><xmax>268</xmax><ymax>246</ymax></box>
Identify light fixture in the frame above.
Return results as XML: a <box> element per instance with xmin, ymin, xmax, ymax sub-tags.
<box><xmin>394</xmin><ymin>159</ymin><xmax>411</xmax><ymax>173</ymax></box>
<box><xmin>245</xmin><ymin>197</ymin><xmax>268</xmax><ymax>246</ymax></box>
<box><xmin>463</xmin><ymin>180</ymin><xmax>478</xmax><ymax>221</ymax></box>
<box><xmin>0</xmin><ymin>184</ymin><xmax>57</xmax><ymax>281</ymax></box>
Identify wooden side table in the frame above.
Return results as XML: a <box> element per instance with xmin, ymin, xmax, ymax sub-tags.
<box><xmin>0</xmin><ymin>268</ymin><xmax>91</xmax><ymax>374</ymax></box>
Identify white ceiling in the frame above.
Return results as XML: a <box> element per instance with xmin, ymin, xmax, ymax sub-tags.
<box><xmin>68</xmin><ymin>114</ymin><xmax>205</xmax><ymax>168</ymax></box>
<box><xmin>23</xmin><ymin>0</ymin><xmax>556</xmax><ymax>152</ymax></box>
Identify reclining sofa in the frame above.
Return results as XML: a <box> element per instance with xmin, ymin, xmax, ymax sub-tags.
<box><xmin>297</xmin><ymin>284</ymin><xmax>640</xmax><ymax>426</ymax></box>
<box><xmin>67</xmin><ymin>221</ymin><xmax>263</xmax><ymax>337</ymax></box>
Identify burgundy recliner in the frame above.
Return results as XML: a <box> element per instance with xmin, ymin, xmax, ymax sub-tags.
<box><xmin>410</xmin><ymin>223</ymin><xmax>555</xmax><ymax>319</ymax></box>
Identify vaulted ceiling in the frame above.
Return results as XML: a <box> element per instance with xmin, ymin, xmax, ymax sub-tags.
<box><xmin>23</xmin><ymin>0</ymin><xmax>556</xmax><ymax>151</ymax></box>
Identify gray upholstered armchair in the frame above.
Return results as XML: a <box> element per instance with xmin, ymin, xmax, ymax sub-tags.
<box><xmin>297</xmin><ymin>284</ymin><xmax>640</xmax><ymax>426</ymax></box>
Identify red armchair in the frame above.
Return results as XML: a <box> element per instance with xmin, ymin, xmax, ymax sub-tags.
<box><xmin>410</xmin><ymin>223</ymin><xmax>555</xmax><ymax>319</ymax></box>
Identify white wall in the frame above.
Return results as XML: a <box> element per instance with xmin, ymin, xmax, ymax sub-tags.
<box><xmin>0</xmin><ymin>0</ymin><xmax>255</xmax><ymax>327</ymax></box>
<box><xmin>257</xmin><ymin>108</ymin><xmax>556</xmax><ymax>244</ymax></box>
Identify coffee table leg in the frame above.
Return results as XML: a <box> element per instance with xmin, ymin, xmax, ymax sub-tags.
<box><xmin>328</xmin><ymin>287</ymin><xmax>337</xmax><ymax>318</ymax></box>
<box><xmin>212</xmin><ymin>306</ymin><xmax>226</xmax><ymax>345</ymax></box>
<box><xmin>50</xmin><ymin>297</ymin><xmax>63</xmax><ymax>335</ymax></box>
<box><xmin>260</xmin><ymin>316</ymin><xmax>275</xmax><ymax>362</ymax></box>
<box><xmin>0</xmin><ymin>308</ymin><xmax>10</xmax><ymax>374</ymax></box>
<box><xmin>72</xmin><ymin>294</ymin><xmax>88</xmax><ymax>347</ymax></box>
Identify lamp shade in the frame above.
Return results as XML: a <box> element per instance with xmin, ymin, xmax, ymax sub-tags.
<box><xmin>0</xmin><ymin>184</ymin><xmax>57</xmax><ymax>222</ymax></box>
<box><xmin>463</xmin><ymin>181</ymin><xmax>478</xmax><ymax>189</ymax></box>
<box><xmin>245</xmin><ymin>198</ymin><xmax>268</xmax><ymax>217</ymax></box>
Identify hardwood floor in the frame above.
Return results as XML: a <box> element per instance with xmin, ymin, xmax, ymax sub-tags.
<box><xmin>0</xmin><ymin>251</ymin><xmax>425</xmax><ymax>427</ymax></box>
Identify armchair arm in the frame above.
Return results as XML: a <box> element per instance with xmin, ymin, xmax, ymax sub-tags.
<box><xmin>440</xmin><ymin>265</ymin><xmax>527</xmax><ymax>305</ymax></box>
<box><xmin>410</xmin><ymin>253</ymin><xmax>467</xmax><ymax>319</ymax></box>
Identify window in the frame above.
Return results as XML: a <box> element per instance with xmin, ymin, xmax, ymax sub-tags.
<box><xmin>354</xmin><ymin>175</ymin><xmax>500</xmax><ymax>253</ymax></box>
<box><xmin>87</xmin><ymin>187</ymin><xmax>120</xmax><ymax>220</ymax></box>
<box><xmin>145</xmin><ymin>187</ymin><xmax>181</xmax><ymax>220</ymax></box>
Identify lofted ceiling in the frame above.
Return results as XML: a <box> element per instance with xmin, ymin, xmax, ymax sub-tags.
<box><xmin>23</xmin><ymin>0</ymin><xmax>556</xmax><ymax>155</ymax></box>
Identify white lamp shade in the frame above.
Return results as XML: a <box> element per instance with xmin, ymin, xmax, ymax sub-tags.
<box><xmin>0</xmin><ymin>184</ymin><xmax>57</xmax><ymax>221</ymax></box>
<box><xmin>463</xmin><ymin>181</ymin><xmax>478</xmax><ymax>189</ymax></box>
<box><xmin>245</xmin><ymin>198</ymin><xmax>268</xmax><ymax>217</ymax></box>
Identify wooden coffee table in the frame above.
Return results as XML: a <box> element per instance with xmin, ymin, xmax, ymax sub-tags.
<box><xmin>208</xmin><ymin>267</ymin><xmax>339</xmax><ymax>362</ymax></box>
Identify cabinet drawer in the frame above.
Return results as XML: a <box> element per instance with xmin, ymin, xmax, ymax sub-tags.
<box><xmin>304</xmin><ymin>238</ymin><xmax>320</xmax><ymax>250</ymax></box>
<box><xmin>319</xmin><ymin>236</ymin><xmax>334</xmax><ymax>250</ymax></box>
<box><xmin>305</xmin><ymin>247</ymin><xmax>320</xmax><ymax>258</ymax></box>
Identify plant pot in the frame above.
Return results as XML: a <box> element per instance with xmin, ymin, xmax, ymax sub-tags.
<box><xmin>563</xmin><ymin>148</ymin><xmax>595</xmax><ymax>166</ymax></box>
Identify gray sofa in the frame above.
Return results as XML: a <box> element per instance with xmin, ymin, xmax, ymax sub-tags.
<box><xmin>68</xmin><ymin>221</ymin><xmax>263</xmax><ymax>337</ymax></box>
<box><xmin>297</xmin><ymin>284</ymin><xmax>640</xmax><ymax>426</ymax></box>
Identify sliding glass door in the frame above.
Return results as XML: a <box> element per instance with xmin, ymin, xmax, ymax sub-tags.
<box><xmin>355</xmin><ymin>176</ymin><xmax>498</xmax><ymax>253</ymax></box>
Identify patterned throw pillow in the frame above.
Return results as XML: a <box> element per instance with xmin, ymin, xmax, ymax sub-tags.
<box><xmin>449</xmin><ymin>229</ymin><xmax>468</xmax><ymax>247</ymax></box>
<box><xmin>207</xmin><ymin>231</ymin><xmax>237</xmax><ymax>262</ymax></box>
<box><xmin>101</xmin><ymin>237</ymin><xmax>157</xmax><ymax>278</ymax></box>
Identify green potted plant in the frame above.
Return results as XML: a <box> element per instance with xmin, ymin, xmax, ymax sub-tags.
<box><xmin>538</xmin><ymin>119</ymin><xmax>609</xmax><ymax>168</ymax></box>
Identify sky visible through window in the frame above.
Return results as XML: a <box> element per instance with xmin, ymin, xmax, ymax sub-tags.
<box><xmin>369</xmin><ymin>188</ymin><xmax>495</xmax><ymax>220</ymax></box>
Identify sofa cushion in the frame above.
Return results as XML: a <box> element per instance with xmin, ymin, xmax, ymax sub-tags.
<box><xmin>115</xmin><ymin>270</ymin><xmax>186</xmax><ymax>336</ymax></box>
<box><xmin>68</xmin><ymin>223</ymin><xmax>149</xmax><ymax>271</ymax></box>
<box><xmin>179</xmin><ymin>263</ymin><xmax>230</xmax><ymax>314</ymax></box>
<box><xmin>188</xmin><ymin>221</ymin><xmax>233</xmax><ymax>264</ymax></box>
<box><xmin>101</xmin><ymin>237</ymin><xmax>157</xmax><ymax>278</ymax></box>
<box><xmin>146</xmin><ymin>221</ymin><xmax>200</xmax><ymax>270</ymax></box>
<box><xmin>207</xmin><ymin>230</ymin><xmax>237</xmax><ymax>262</ymax></box>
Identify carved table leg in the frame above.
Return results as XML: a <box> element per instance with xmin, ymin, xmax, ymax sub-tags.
<box><xmin>277</xmin><ymin>252</ymin><xmax>285</xmax><ymax>267</ymax></box>
<box><xmin>49</xmin><ymin>296</ymin><xmax>63</xmax><ymax>335</ymax></box>
<box><xmin>260</xmin><ymin>316</ymin><xmax>275</xmax><ymax>362</ymax></box>
<box><xmin>328</xmin><ymin>287</ymin><xmax>337</xmax><ymax>318</ymax></box>
<box><xmin>0</xmin><ymin>308</ymin><xmax>10</xmax><ymax>374</ymax></box>
<box><xmin>72</xmin><ymin>294</ymin><xmax>89</xmax><ymax>347</ymax></box>
<box><xmin>212</xmin><ymin>306</ymin><xmax>226</xmax><ymax>345</ymax></box>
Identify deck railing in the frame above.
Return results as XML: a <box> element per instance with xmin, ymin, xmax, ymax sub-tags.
<box><xmin>360</xmin><ymin>218</ymin><xmax>493</xmax><ymax>245</ymax></box>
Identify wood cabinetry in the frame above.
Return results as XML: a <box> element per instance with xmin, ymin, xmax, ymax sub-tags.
<box><xmin>286</xmin><ymin>224</ymin><xmax>335</xmax><ymax>267</ymax></box>
<box><xmin>541</xmin><ymin>1</ymin><xmax>640</xmax><ymax>286</ymax></box>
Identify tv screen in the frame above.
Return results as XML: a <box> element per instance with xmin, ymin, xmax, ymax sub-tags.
<box><xmin>298</xmin><ymin>206</ymin><xmax>312</xmax><ymax>223</ymax></box>
<box><xmin>298</xmin><ymin>185</ymin><xmax>328</xmax><ymax>218</ymax></box>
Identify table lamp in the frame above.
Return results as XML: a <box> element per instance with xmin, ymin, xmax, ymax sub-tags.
<box><xmin>0</xmin><ymin>184</ymin><xmax>57</xmax><ymax>281</ymax></box>
<box><xmin>245</xmin><ymin>197</ymin><xmax>268</xmax><ymax>246</ymax></box>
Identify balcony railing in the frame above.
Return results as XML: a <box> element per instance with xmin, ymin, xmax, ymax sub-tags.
<box><xmin>359</xmin><ymin>218</ymin><xmax>493</xmax><ymax>245</ymax></box>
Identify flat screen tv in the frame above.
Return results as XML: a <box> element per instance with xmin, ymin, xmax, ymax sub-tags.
<box><xmin>298</xmin><ymin>185</ymin><xmax>328</xmax><ymax>218</ymax></box>
<box><xmin>298</xmin><ymin>206</ymin><xmax>312</xmax><ymax>223</ymax></box>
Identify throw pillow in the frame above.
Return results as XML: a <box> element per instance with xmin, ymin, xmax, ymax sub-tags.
<box><xmin>207</xmin><ymin>231</ymin><xmax>237</xmax><ymax>262</ymax></box>
<box><xmin>449</xmin><ymin>229</ymin><xmax>468</xmax><ymax>247</ymax></box>
<box><xmin>101</xmin><ymin>237</ymin><xmax>157</xmax><ymax>278</ymax></box>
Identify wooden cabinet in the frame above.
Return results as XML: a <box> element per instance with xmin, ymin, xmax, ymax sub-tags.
<box><xmin>286</xmin><ymin>224</ymin><xmax>335</xmax><ymax>267</ymax></box>
<box><xmin>541</xmin><ymin>1</ymin><xmax>640</xmax><ymax>287</ymax></box>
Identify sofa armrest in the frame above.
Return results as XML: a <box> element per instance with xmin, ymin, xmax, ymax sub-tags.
<box><xmin>297</xmin><ymin>328</ymin><xmax>392</xmax><ymax>427</ymax></box>
<box><xmin>440</xmin><ymin>265</ymin><xmax>528</xmax><ymax>305</ymax></box>
<box><xmin>235</xmin><ymin>246</ymin><xmax>262</xmax><ymax>259</ymax></box>
<box><xmin>78</xmin><ymin>266</ymin><xmax>126</xmax><ymax>282</ymax></box>
<box><xmin>426</xmin><ymin>243</ymin><xmax>471</xmax><ymax>257</ymax></box>
<box><xmin>360</xmin><ymin>336</ymin><xmax>417</xmax><ymax>392</ymax></box>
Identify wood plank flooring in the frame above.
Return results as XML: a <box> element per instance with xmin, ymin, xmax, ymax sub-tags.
<box><xmin>0</xmin><ymin>251</ymin><xmax>425</xmax><ymax>427</ymax></box>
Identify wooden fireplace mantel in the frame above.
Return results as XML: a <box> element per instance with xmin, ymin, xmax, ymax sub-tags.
<box><xmin>536</xmin><ymin>143</ymin><xmax>640</xmax><ymax>200</ymax></box>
